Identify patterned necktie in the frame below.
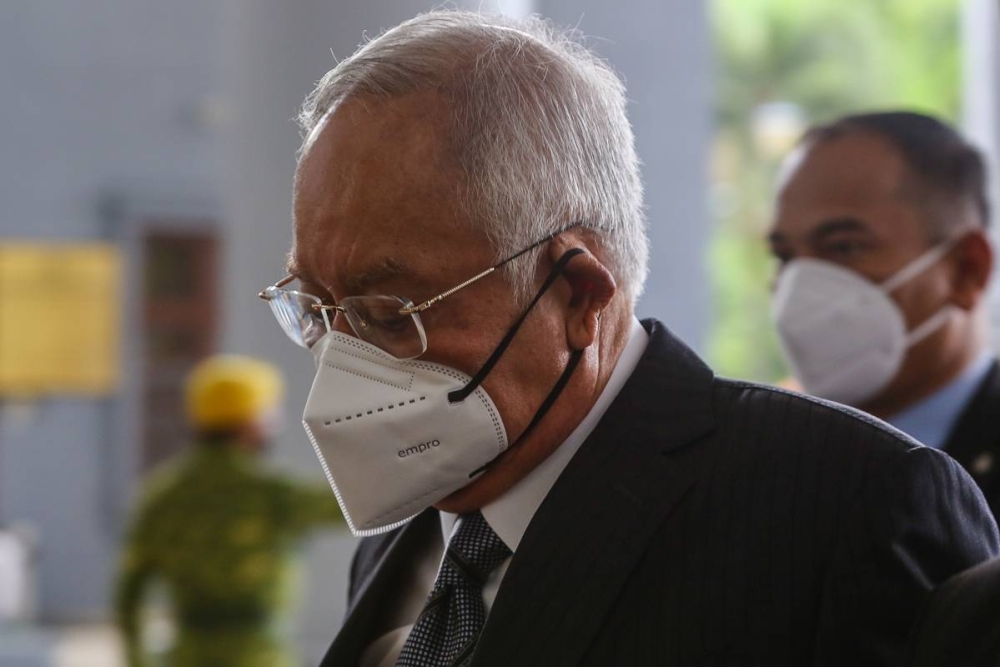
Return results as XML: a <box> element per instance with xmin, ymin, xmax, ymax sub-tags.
<box><xmin>396</xmin><ymin>511</ymin><xmax>512</xmax><ymax>667</ymax></box>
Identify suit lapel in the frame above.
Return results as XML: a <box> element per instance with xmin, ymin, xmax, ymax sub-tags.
<box><xmin>943</xmin><ymin>359</ymin><xmax>1000</xmax><ymax>484</ymax></box>
<box><xmin>320</xmin><ymin>509</ymin><xmax>438</xmax><ymax>667</ymax></box>
<box><xmin>472</xmin><ymin>319</ymin><xmax>717</xmax><ymax>666</ymax></box>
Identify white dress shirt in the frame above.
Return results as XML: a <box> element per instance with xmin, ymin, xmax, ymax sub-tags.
<box><xmin>360</xmin><ymin>319</ymin><xmax>649</xmax><ymax>667</ymax></box>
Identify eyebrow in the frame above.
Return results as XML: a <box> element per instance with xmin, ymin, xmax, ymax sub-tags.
<box><xmin>808</xmin><ymin>217</ymin><xmax>872</xmax><ymax>243</ymax></box>
<box><xmin>345</xmin><ymin>257</ymin><xmax>412</xmax><ymax>293</ymax></box>
<box><xmin>285</xmin><ymin>252</ymin><xmax>414</xmax><ymax>295</ymax></box>
<box><xmin>767</xmin><ymin>217</ymin><xmax>873</xmax><ymax>246</ymax></box>
<box><xmin>766</xmin><ymin>230</ymin><xmax>787</xmax><ymax>246</ymax></box>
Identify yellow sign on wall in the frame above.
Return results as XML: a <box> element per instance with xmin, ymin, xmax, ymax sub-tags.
<box><xmin>0</xmin><ymin>243</ymin><xmax>121</xmax><ymax>396</ymax></box>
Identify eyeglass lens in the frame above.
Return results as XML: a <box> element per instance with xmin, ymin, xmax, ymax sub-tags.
<box><xmin>266</xmin><ymin>289</ymin><xmax>329</xmax><ymax>349</ymax></box>
<box><xmin>266</xmin><ymin>287</ymin><xmax>427</xmax><ymax>359</ymax></box>
<box><xmin>340</xmin><ymin>295</ymin><xmax>427</xmax><ymax>360</ymax></box>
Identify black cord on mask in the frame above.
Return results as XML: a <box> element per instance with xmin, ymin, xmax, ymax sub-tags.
<box><xmin>448</xmin><ymin>248</ymin><xmax>585</xmax><ymax>404</ymax></box>
<box><xmin>453</xmin><ymin>247</ymin><xmax>588</xmax><ymax>478</ymax></box>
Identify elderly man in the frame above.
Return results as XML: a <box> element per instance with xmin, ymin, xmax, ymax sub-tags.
<box><xmin>258</xmin><ymin>12</ymin><xmax>998</xmax><ymax>667</ymax></box>
<box><xmin>769</xmin><ymin>112</ymin><xmax>1000</xmax><ymax>516</ymax></box>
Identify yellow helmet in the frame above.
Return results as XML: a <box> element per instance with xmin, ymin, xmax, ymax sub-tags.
<box><xmin>185</xmin><ymin>355</ymin><xmax>284</xmax><ymax>430</ymax></box>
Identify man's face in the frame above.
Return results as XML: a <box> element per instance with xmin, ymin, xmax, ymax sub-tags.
<box><xmin>767</xmin><ymin>132</ymin><xmax>961</xmax><ymax>410</ymax></box>
<box><xmin>290</xmin><ymin>92</ymin><xmax>579</xmax><ymax>509</ymax></box>
<box><xmin>769</xmin><ymin>133</ymin><xmax>945</xmax><ymax>288</ymax></box>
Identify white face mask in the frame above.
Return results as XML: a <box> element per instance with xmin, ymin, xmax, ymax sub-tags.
<box><xmin>303</xmin><ymin>331</ymin><xmax>508</xmax><ymax>536</ymax></box>
<box><xmin>302</xmin><ymin>249</ymin><xmax>584</xmax><ymax>537</ymax></box>
<box><xmin>772</xmin><ymin>241</ymin><xmax>955</xmax><ymax>407</ymax></box>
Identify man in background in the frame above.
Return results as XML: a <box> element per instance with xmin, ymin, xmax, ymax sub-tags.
<box><xmin>769</xmin><ymin>111</ymin><xmax>1000</xmax><ymax>515</ymax></box>
<box><xmin>115</xmin><ymin>355</ymin><xmax>344</xmax><ymax>667</ymax></box>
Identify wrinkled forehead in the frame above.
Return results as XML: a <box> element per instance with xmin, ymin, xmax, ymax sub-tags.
<box><xmin>295</xmin><ymin>93</ymin><xmax>457</xmax><ymax>208</ymax></box>
<box><xmin>785</xmin><ymin>135</ymin><xmax>908</xmax><ymax>201</ymax></box>
<box><xmin>290</xmin><ymin>93</ymin><xmax>480</xmax><ymax>286</ymax></box>
<box><xmin>773</xmin><ymin>134</ymin><xmax>914</xmax><ymax>230</ymax></box>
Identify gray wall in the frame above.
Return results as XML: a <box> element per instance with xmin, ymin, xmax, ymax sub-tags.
<box><xmin>0</xmin><ymin>1</ymin><xmax>224</xmax><ymax>619</ymax></box>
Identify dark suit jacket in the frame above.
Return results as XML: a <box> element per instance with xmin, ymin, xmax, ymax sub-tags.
<box><xmin>942</xmin><ymin>360</ymin><xmax>1000</xmax><ymax>518</ymax></box>
<box><xmin>906</xmin><ymin>557</ymin><xmax>1000</xmax><ymax>667</ymax></box>
<box><xmin>322</xmin><ymin>320</ymin><xmax>1000</xmax><ymax>667</ymax></box>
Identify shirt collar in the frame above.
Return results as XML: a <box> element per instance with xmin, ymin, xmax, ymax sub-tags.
<box><xmin>886</xmin><ymin>351</ymin><xmax>994</xmax><ymax>449</ymax></box>
<box><xmin>441</xmin><ymin>318</ymin><xmax>649</xmax><ymax>550</ymax></box>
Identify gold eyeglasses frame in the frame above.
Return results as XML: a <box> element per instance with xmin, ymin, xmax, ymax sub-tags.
<box><xmin>257</xmin><ymin>222</ymin><xmax>582</xmax><ymax>318</ymax></box>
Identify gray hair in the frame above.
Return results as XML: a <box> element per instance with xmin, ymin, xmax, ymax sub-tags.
<box><xmin>298</xmin><ymin>10</ymin><xmax>648</xmax><ymax>304</ymax></box>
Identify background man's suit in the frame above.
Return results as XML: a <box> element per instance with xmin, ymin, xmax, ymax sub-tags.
<box><xmin>942</xmin><ymin>360</ymin><xmax>1000</xmax><ymax>517</ymax></box>
<box><xmin>906</xmin><ymin>557</ymin><xmax>1000</xmax><ymax>667</ymax></box>
<box><xmin>323</xmin><ymin>320</ymin><xmax>999</xmax><ymax>666</ymax></box>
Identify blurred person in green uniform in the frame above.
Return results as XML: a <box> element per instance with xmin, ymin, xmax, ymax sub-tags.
<box><xmin>115</xmin><ymin>355</ymin><xmax>345</xmax><ymax>667</ymax></box>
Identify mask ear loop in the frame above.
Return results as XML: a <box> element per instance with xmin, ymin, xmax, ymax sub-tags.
<box><xmin>468</xmin><ymin>347</ymin><xmax>583</xmax><ymax>478</ymax></box>
<box><xmin>879</xmin><ymin>237</ymin><xmax>960</xmax><ymax>348</ymax></box>
<box><xmin>880</xmin><ymin>238</ymin><xmax>958</xmax><ymax>293</ymax></box>
<box><xmin>447</xmin><ymin>247</ymin><xmax>586</xmax><ymax>404</ymax></box>
<box><xmin>904</xmin><ymin>306</ymin><xmax>954</xmax><ymax>347</ymax></box>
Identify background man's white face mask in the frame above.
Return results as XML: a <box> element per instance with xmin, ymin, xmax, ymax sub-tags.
<box><xmin>772</xmin><ymin>241</ymin><xmax>955</xmax><ymax>407</ymax></box>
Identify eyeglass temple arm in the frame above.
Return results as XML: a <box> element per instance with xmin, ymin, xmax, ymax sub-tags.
<box><xmin>400</xmin><ymin>267</ymin><xmax>497</xmax><ymax>314</ymax></box>
<box><xmin>400</xmin><ymin>222</ymin><xmax>583</xmax><ymax>315</ymax></box>
<box><xmin>258</xmin><ymin>275</ymin><xmax>297</xmax><ymax>300</ymax></box>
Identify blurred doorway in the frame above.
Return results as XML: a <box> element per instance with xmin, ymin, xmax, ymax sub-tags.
<box><xmin>140</xmin><ymin>228</ymin><xmax>219</xmax><ymax>471</ymax></box>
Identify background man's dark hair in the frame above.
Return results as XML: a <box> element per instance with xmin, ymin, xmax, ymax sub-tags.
<box><xmin>803</xmin><ymin>111</ymin><xmax>991</xmax><ymax>237</ymax></box>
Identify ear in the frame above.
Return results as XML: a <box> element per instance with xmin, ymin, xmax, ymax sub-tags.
<box><xmin>949</xmin><ymin>230</ymin><xmax>993</xmax><ymax>311</ymax></box>
<box><xmin>547</xmin><ymin>234</ymin><xmax>617</xmax><ymax>351</ymax></box>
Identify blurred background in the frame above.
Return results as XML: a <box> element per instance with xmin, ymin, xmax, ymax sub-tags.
<box><xmin>0</xmin><ymin>0</ymin><xmax>997</xmax><ymax>665</ymax></box>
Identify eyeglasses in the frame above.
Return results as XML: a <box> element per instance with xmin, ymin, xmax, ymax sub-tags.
<box><xmin>258</xmin><ymin>224</ymin><xmax>580</xmax><ymax>359</ymax></box>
